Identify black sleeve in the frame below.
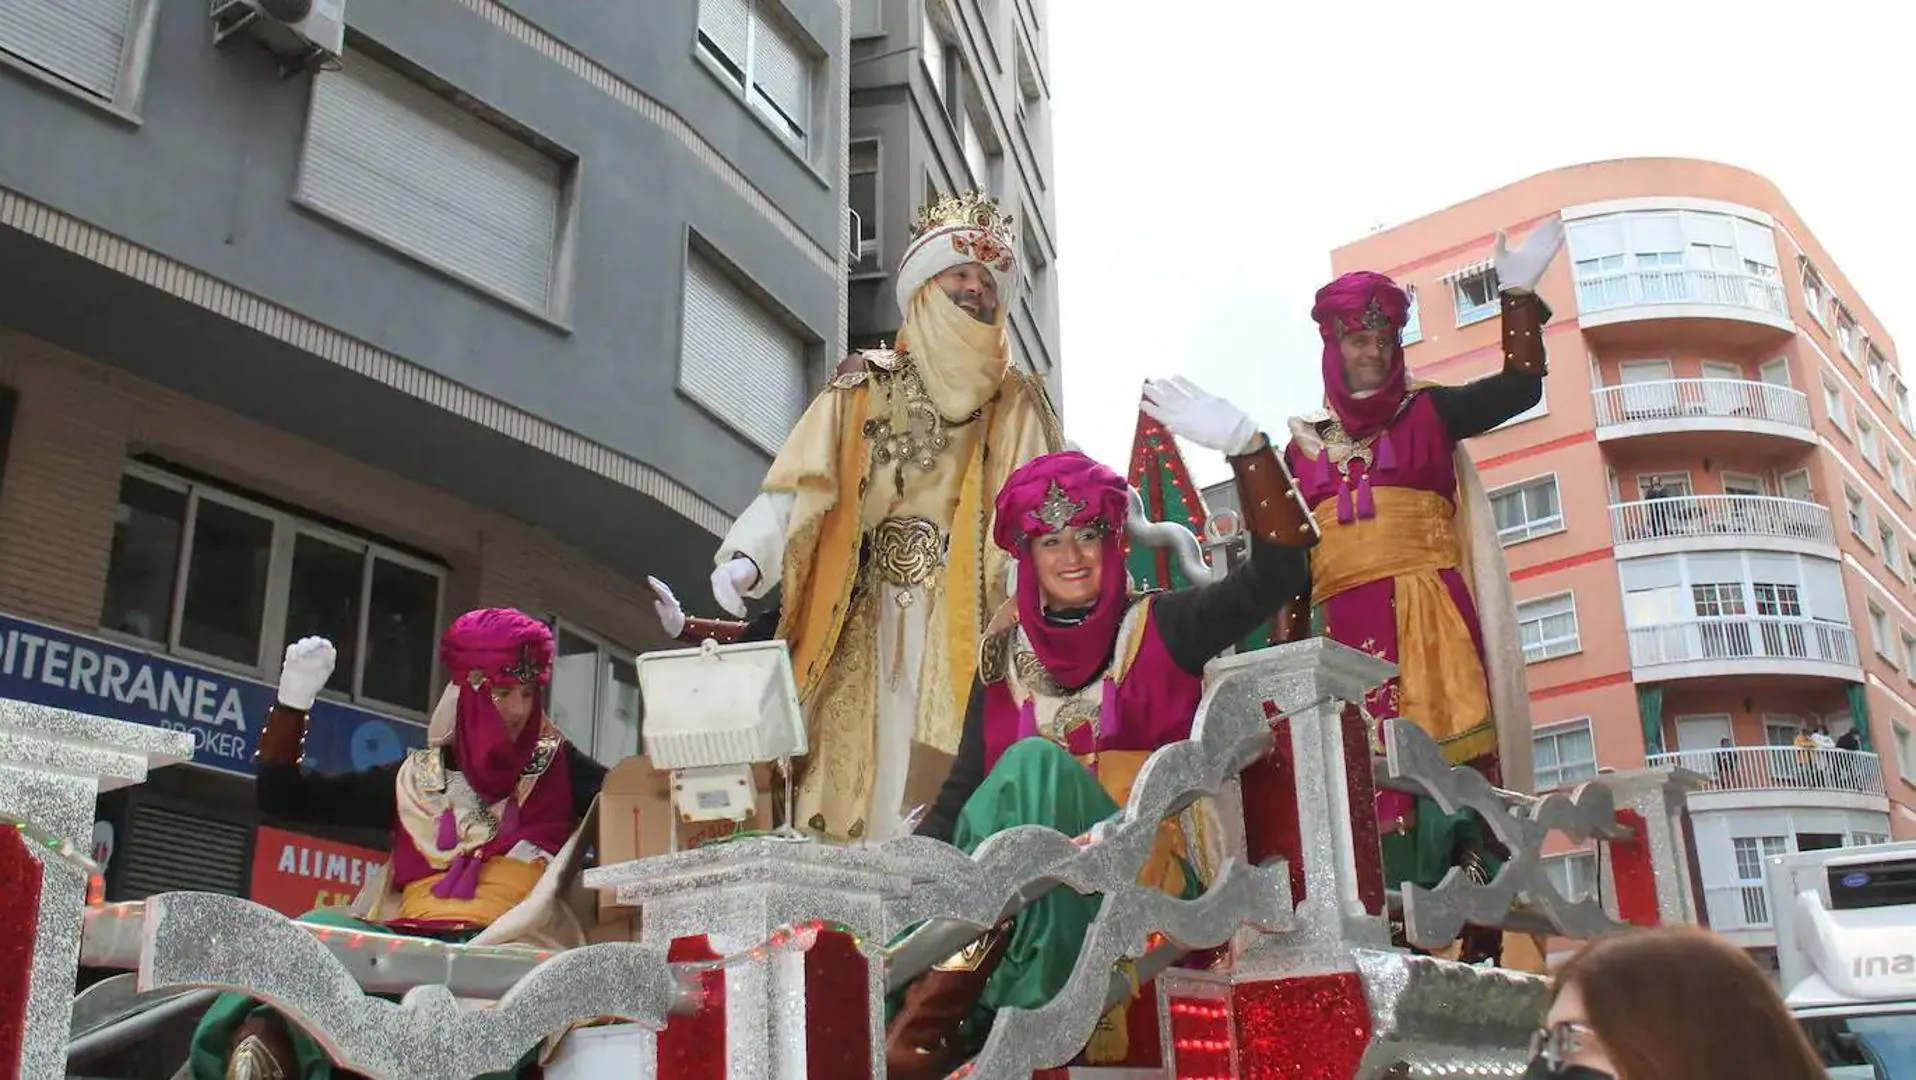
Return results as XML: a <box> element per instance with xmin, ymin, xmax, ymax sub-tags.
<box><xmin>256</xmin><ymin>761</ymin><xmax>401</xmax><ymax>832</ymax></box>
<box><xmin>565</xmin><ymin>743</ymin><xmax>609</xmax><ymax>821</ymax></box>
<box><xmin>1153</xmin><ymin>536</ymin><xmax>1312</xmax><ymax>675</ymax></box>
<box><xmin>1428</xmin><ymin>371</ymin><xmax>1544</xmax><ymax>441</ymax></box>
<box><xmin>916</xmin><ymin>680</ymin><xmax>987</xmax><ymax>844</ymax></box>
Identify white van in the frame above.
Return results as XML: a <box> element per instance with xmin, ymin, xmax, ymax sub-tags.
<box><xmin>1769</xmin><ymin>841</ymin><xmax>1916</xmax><ymax>1077</ymax></box>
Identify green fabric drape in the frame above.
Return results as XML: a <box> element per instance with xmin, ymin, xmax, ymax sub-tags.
<box><xmin>1638</xmin><ymin>685</ymin><xmax>1666</xmax><ymax>755</ymax></box>
<box><xmin>1847</xmin><ymin>683</ymin><xmax>1874</xmax><ymax>751</ymax></box>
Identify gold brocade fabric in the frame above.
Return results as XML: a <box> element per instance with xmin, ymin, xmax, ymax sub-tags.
<box><xmin>1084</xmin><ymin>749</ymin><xmax>1193</xmax><ymax>898</ymax></box>
<box><xmin>394</xmin><ymin>856</ymin><xmax>546</xmax><ymax>928</ymax></box>
<box><xmin>1309</xmin><ymin>487</ymin><xmax>1494</xmax><ymax>763</ymax></box>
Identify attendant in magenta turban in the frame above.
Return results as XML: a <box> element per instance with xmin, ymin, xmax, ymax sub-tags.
<box><xmin>1272</xmin><ymin>221</ymin><xmax>1566</xmax><ymax>963</ymax></box>
<box><xmin>883</xmin><ymin>379</ymin><xmax>1316</xmax><ymax>1079</ymax></box>
<box><xmin>191</xmin><ymin>608</ymin><xmax>606</xmax><ymax>1080</ymax></box>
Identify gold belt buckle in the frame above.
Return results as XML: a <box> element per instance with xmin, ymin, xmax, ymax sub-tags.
<box><xmin>870</xmin><ymin>517</ymin><xmax>946</xmax><ymax>603</ymax></box>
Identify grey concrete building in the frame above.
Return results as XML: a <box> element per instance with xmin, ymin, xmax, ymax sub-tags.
<box><xmin>845</xmin><ymin>0</ymin><xmax>1060</xmax><ymax>398</ymax></box>
<box><xmin>0</xmin><ymin>0</ymin><xmax>847</xmax><ymax>904</ymax></box>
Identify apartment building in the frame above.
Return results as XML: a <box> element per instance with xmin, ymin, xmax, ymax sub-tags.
<box><xmin>1331</xmin><ymin>158</ymin><xmax>1910</xmax><ymax>963</ymax></box>
<box><xmin>0</xmin><ymin>0</ymin><xmax>846</xmax><ymax>907</ymax></box>
<box><xmin>845</xmin><ymin>0</ymin><xmax>1061</xmax><ymax>400</ymax></box>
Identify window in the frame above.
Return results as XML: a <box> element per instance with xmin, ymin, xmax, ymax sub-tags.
<box><xmin>546</xmin><ymin>620</ymin><xmax>640</xmax><ymax>766</ymax></box>
<box><xmin>1824</xmin><ymin>379</ymin><xmax>1849</xmax><ymax>432</ymax></box>
<box><xmin>1517</xmin><ymin>593</ymin><xmax>1581</xmax><ymax>663</ymax></box>
<box><xmin>1401</xmin><ymin>287</ymin><xmax>1422</xmax><ymax>346</ymax></box>
<box><xmin>1489</xmin><ymin>477</ymin><xmax>1564</xmax><ymax>545</ymax></box>
<box><xmin>295</xmin><ymin>51</ymin><xmax>571</xmax><ymax>317</ymax></box>
<box><xmin>1860</xmin><ymin>417</ymin><xmax>1882</xmax><ymax>468</ymax></box>
<box><xmin>1897</xmin><ymin>381</ymin><xmax>1914</xmax><ymax>433</ymax></box>
<box><xmin>100</xmin><ymin>466</ymin><xmax>445</xmax><ymax>713</ymax></box>
<box><xmin>920</xmin><ymin>0</ymin><xmax>960</xmax><ymax>121</ymax></box>
<box><xmin>961</xmin><ymin>107</ymin><xmax>991</xmax><ymax>192</ymax></box>
<box><xmin>1852</xmin><ymin>833</ymin><xmax>1891</xmax><ymax>848</ymax></box>
<box><xmin>1838</xmin><ymin>310</ymin><xmax>1859</xmax><ymax>361</ymax></box>
<box><xmin>1846</xmin><ymin>486</ymin><xmax>1867</xmax><ymax>536</ymax></box>
<box><xmin>1869</xmin><ymin>346</ymin><xmax>1890</xmax><ymax>397</ymax></box>
<box><xmin>1564</xmin><ymin>210</ymin><xmax>1783</xmax><ymax>314</ymax></box>
<box><xmin>1451</xmin><ymin>266</ymin><xmax>1501</xmax><ymax>327</ymax></box>
<box><xmin>1533</xmin><ymin>719</ymin><xmax>1598</xmax><ymax>790</ymax></box>
<box><xmin>849</xmin><ymin>139</ymin><xmax>879</xmax><ymax>273</ymax></box>
<box><xmin>1898</xmin><ymin>723</ymin><xmax>1916</xmax><ymax>780</ymax></box>
<box><xmin>682</xmin><ymin>246</ymin><xmax>810</xmax><ymax>453</ymax></box>
<box><xmin>1803</xmin><ymin>267</ymin><xmax>1828</xmax><ymax>326</ymax></box>
<box><xmin>1870</xmin><ymin>603</ymin><xmax>1892</xmax><ymax>659</ymax></box>
<box><xmin>697</xmin><ymin>0</ymin><xmax>817</xmax><ymax>146</ymax></box>
<box><xmin>1900</xmin><ymin>630</ymin><xmax>1916</xmax><ymax>674</ymax></box>
<box><xmin>0</xmin><ymin>0</ymin><xmax>153</xmax><ymax>108</ymax></box>
<box><xmin>1883</xmin><ymin>524</ymin><xmax>1903</xmax><ymax>578</ymax></box>
<box><xmin>1543</xmin><ymin>850</ymin><xmax>1598</xmax><ymax>902</ymax></box>
<box><xmin>1733</xmin><ymin>834</ymin><xmax>1789</xmax><ymax>924</ymax></box>
<box><xmin>1893</xmin><ymin>456</ymin><xmax>1910</xmax><ymax>501</ymax></box>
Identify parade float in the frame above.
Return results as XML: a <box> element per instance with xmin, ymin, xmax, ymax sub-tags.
<box><xmin>5</xmin><ymin>608</ymin><xmax>1704</xmax><ymax>1079</ymax></box>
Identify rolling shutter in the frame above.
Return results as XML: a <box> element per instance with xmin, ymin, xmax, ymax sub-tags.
<box><xmin>297</xmin><ymin>53</ymin><xmax>564</xmax><ymax>312</ymax></box>
<box><xmin>115</xmin><ymin>803</ymin><xmax>253</xmax><ymax>901</ymax></box>
<box><xmin>680</xmin><ymin>252</ymin><xmax>808</xmax><ymax>454</ymax></box>
<box><xmin>751</xmin><ymin>17</ymin><xmax>811</xmax><ymax>132</ymax></box>
<box><xmin>697</xmin><ymin>0</ymin><xmax>751</xmax><ymax>66</ymax></box>
<box><xmin>0</xmin><ymin>0</ymin><xmax>134</xmax><ymax>100</ymax></box>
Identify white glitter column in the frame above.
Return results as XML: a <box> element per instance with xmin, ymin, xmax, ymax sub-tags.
<box><xmin>0</xmin><ymin>701</ymin><xmax>190</xmax><ymax>1079</ymax></box>
<box><xmin>588</xmin><ymin>838</ymin><xmax>912</xmax><ymax>1078</ymax></box>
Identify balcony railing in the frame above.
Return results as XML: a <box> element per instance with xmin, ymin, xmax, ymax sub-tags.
<box><xmin>1592</xmin><ymin>378</ymin><xmax>1813</xmax><ymax>430</ymax></box>
<box><xmin>1609</xmin><ymin>494</ymin><xmax>1836</xmax><ymax>548</ymax></box>
<box><xmin>1703</xmin><ymin>883</ymin><xmax>1774</xmax><ymax>931</ymax></box>
<box><xmin>1647</xmin><ymin>745</ymin><xmax>1886</xmax><ymax>798</ymax></box>
<box><xmin>1576</xmin><ymin>267</ymin><xmax>1789</xmax><ymax>319</ymax></box>
<box><xmin>1627</xmin><ymin>616</ymin><xmax>1858</xmax><ymax>670</ymax></box>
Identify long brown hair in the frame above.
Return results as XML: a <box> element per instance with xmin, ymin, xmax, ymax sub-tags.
<box><xmin>1551</xmin><ymin>927</ymin><xmax>1824</xmax><ymax>1080</ymax></box>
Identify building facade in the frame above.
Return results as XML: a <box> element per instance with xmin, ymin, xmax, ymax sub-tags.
<box><xmin>1330</xmin><ymin>158</ymin><xmax>1910</xmax><ymax>961</ymax></box>
<box><xmin>845</xmin><ymin>0</ymin><xmax>1061</xmax><ymax>398</ymax></box>
<box><xmin>0</xmin><ymin>0</ymin><xmax>848</xmax><ymax>909</ymax></box>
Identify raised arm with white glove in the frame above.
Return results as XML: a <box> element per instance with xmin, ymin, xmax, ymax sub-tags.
<box><xmin>1490</xmin><ymin>218</ymin><xmax>1565</xmax><ymax>378</ymax></box>
<box><xmin>257</xmin><ymin>636</ymin><xmax>336</xmax><ymax>767</ymax></box>
<box><xmin>1142</xmin><ymin>376</ymin><xmax>1316</xmax><ymax>547</ymax></box>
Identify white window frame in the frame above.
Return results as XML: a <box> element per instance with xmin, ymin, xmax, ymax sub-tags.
<box><xmin>1847</xmin><ymin>485</ymin><xmax>1868</xmax><ymax>536</ymax></box>
<box><xmin>1451</xmin><ymin>266</ymin><xmax>1501</xmax><ymax>327</ymax></box>
<box><xmin>1898</xmin><ymin>722</ymin><xmax>1916</xmax><ymax>780</ymax></box>
<box><xmin>1533</xmin><ymin>717</ymin><xmax>1598</xmax><ymax>790</ymax></box>
<box><xmin>1838</xmin><ymin>309</ymin><xmax>1860</xmax><ymax>363</ymax></box>
<box><xmin>848</xmin><ymin>137</ymin><xmax>880</xmax><ymax>274</ymax></box>
<box><xmin>1543</xmin><ymin>850</ymin><xmax>1598</xmax><ymax>903</ymax></box>
<box><xmin>293</xmin><ymin>50</ymin><xmax>577</xmax><ymax>322</ymax></box>
<box><xmin>1901</xmin><ymin>629</ymin><xmax>1916</xmax><ymax>677</ymax></box>
<box><xmin>1892</xmin><ymin>455</ymin><xmax>1910</xmax><ymax>503</ymax></box>
<box><xmin>0</xmin><ymin>0</ymin><xmax>160</xmax><ymax>116</ymax></box>
<box><xmin>1802</xmin><ymin>265</ymin><xmax>1829</xmax><ymax>328</ymax></box>
<box><xmin>1488</xmin><ymin>474</ymin><xmax>1565</xmax><ymax>546</ymax></box>
<box><xmin>105</xmin><ymin>463</ymin><xmax>447</xmax><ymax>717</ymax></box>
<box><xmin>545</xmin><ymin>617</ymin><xmax>640</xmax><ymax>766</ymax></box>
<box><xmin>1870</xmin><ymin>601</ymin><xmax>1893</xmax><ymax>660</ymax></box>
<box><xmin>695</xmin><ymin>0</ymin><xmax>819</xmax><ymax>151</ymax></box>
<box><xmin>1884</xmin><ymin>524</ymin><xmax>1904</xmax><ymax>581</ymax></box>
<box><xmin>1400</xmin><ymin>286</ymin><xmax>1423</xmax><ymax>346</ymax></box>
<box><xmin>1860</xmin><ymin>415</ymin><xmax>1883</xmax><ymax>470</ymax></box>
<box><xmin>1516</xmin><ymin>591</ymin><xmax>1582</xmax><ymax>663</ymax></box>
<box><xmin>1825</xmin><ymin>379</ymin><xmax>1850</xmax><ymax>434</ymax></box>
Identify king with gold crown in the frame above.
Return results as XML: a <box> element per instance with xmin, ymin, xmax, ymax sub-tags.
<box><xmin>705</xmin><ymin>190</ymin><xmax>1063</xmax><ymax>842</ymax></box>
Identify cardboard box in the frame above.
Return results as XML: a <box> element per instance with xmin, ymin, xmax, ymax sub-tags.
<box><xmin>596</xmin><ymin>754</ymin><xmax>776</xmax><ymax>919</ymax></box>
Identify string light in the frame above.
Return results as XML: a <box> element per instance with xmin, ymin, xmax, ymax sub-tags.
<box><xmin>3</xmin><ymin>815</ymin><xmax>106</xmax><ymax>882</ymax></box>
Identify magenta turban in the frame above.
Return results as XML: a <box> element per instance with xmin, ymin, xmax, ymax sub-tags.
<box><xmin>439</xmin><ymin>608</ymin><xmax>554</xmax><ymax>804</ymax></box>
<box><xmin>994</xmin><ymin>451</ymin><xmax>1131</xmax><ymax>688</ymax></box>
<box><xmin>1310</xmin><ymin>271</ymin><xmax>1412</xmax><ymax>440</ymax></box>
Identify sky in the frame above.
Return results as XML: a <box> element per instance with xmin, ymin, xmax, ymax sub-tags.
<box><xmin>1046</xmin><ymin>1</ymin><xmax>1914</xmax><ymax>487</ymax></box>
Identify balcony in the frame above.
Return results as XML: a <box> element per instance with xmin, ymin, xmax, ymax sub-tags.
<box><xmin>1703</xmin><ymin>883</ymin><xmax>1776</xmax><ymax>934</ymax></box>
<box><xmin>1649</xmin><ymin>745</ymin><xmax>1885</xmax><ymax>800</ymax></box>
<box><xmin>1592</xmin><ymin>378</ymin><xmax>1817</xmax><ymax>446</ymax></box>
<box><xmin>1576</xmin><ymin>267</ymin><xmax>1796</xmax><ymax>341</ymax></box>
<box><xmin>1627</xmin><ymin>616</ymin><xmax>1861</xmax><ymax>682</ymax></box>
<box><xmin>1609</xmin><ymin>494</ymin><xmax>1837</xmax><ymax>559</ymax></box>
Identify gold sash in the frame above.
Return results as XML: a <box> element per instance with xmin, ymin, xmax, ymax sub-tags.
<box><xmin>395</xmin><ymin>856</ymin><xmax>546</xmax><ymax>928</ymax></box>
<box><xmin>1309</xmin><ymin>487</ymin><xmax>1494</xmax><ymax>763</ymax></box>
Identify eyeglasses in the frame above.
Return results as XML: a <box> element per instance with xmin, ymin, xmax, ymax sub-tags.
<box><xmin>1527</xmin><ymin>1021</ymin><xmax>1597</xmax><ymax>1071</ymax></box>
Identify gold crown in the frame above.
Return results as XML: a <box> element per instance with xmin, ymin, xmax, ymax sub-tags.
<box><xmin>910</xmin><ymin>190</ymin><xmax>1016</xmax><ymax>243</ymax></box>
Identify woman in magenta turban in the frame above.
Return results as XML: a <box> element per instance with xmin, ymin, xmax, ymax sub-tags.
<box><xmin>883</xmin><ymin>378</ymin><xmax>1316</xmax><ymax>1079</ymax></box>
<box><xmin>192</xmin><ymin>608</ymin><xmax>606</xmax><ymax>1080</ymax></box>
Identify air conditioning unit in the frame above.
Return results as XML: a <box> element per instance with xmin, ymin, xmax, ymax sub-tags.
<box><xmin>211</xmin><ymin>0</ymin><xmax>346</xmax><ymax>72</ymax></box>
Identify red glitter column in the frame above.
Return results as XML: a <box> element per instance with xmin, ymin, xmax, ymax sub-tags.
<box><xmin>1339</xmin><ymin>705</ymin><xmax>1386</xmax><ymax>916</ymax></box>
<box><xmin>0</xmin><ymin>826</ymin><xmax>43</xmax><ymax>1080</ymax></box>
<box><xmin>1608</xmin><ymin>809</ymin><xmax>1662</xmax><ymax>927</ymax></box>
<box><xmin>1241</xmin><ymin>703</ymin><xmax>1306</xmax><ymax>905</ymax></box>
<box><xmin>656</xmin><ymin>935</ymin><xmax>726</xmax><ymax>1080</ymax></box>
<box><xmin>803</xmin><ymin>930</ymin><xmax>871</xmax><ymax>1079</ymax></box>
<box><xmin>1233</xmin><ymin>974</ymin><xmax>1371</xmax><ymax>1080</ymax></box>
<box><xmin>1165</xmin><ymin>994</ymin><xmax>1233</xmax><ymax>1079</ymax></box>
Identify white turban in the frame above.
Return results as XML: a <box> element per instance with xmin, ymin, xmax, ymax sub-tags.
<box><xmin>896</xmin><ymin>192</ymin><xmax>1021</xmax><ymax>315</ymax></box>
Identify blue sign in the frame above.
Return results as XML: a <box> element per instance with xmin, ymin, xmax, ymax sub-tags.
<box><xmin>1843</xmin><ymin>872</ymin><xmax>1873</xmax><ymax>889</ymax></box>
<box><xmin>0</xmin><ymin>613</ymin><xmax>424</xmax><ymax>778</ymax></box>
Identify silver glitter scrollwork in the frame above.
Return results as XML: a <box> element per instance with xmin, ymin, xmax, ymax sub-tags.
<box><xmin>1353</xmin><ymin>949</ymin><xmax>1545</xmax><ymax>1079</ymax></box>
<box><xmin>138</xmin><ymin>892</ymin><xmax>684</xmax><ymax>1080</ymax></box>
<box><xmin>1382</xmin><ymin>717</ymin><xmax>1633</xmax><ymax>948</ymax></box>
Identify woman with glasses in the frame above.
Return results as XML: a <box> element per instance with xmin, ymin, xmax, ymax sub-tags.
<box><xmin>1528</xmin><ymin>926</ymin><xmax>1824</xmax><ymax>1079</ymax></box>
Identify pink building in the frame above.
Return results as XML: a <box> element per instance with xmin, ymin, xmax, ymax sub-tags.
<box><xmin>1332</xmin><ymin>158</ymin><xmax>1909</xmax><ymax>959</ymax></box>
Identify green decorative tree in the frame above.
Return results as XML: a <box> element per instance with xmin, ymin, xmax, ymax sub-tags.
<box><xmin>1124</xmin><ymin>397</ymin><xmax>1211</xmax><ymax>594</ymax></box>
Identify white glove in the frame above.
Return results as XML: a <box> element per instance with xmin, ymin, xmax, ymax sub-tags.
<box><xmin>711</xmin><ymin>557</ymin><xmax>758</xmax><ymax>619</ymax></box>
<box><xmin>1492</xmin><ymin>217</ymin><xmax>1566</xmax><ymax>294</ymax></box>
<box><xmin>648</xmin><ymin>575</ymin><xmax>687</xmax><ymax>638</ymax></box>
<box><xmin>277</xmin><ymin>636</ymin><xmax>337</xmax><ymax>711</ymax></box>
<box><xmin>1141</xmin><ymin>376</ymin><xmax>1262</xmax><ymax>457</ymax></box>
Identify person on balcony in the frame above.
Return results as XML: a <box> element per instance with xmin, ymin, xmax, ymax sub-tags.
<box><xmin>190</xmin><ymin>609</ymin><xmax>606</xmax><ymax>1080</ymax></box>
<box><xmin>883</xmin><ymin>378</ymin><xmax>1316</xmax><ymax>1079</ymax></box>
<box><xmin>1264</xmin><ymin>221</ymin><xmax>1566</xmax><ymax>964</ymax></box>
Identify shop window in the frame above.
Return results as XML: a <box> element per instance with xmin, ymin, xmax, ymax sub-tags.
<box><xmin>546</xmin><ymin>619</ymin><xmax>641</xmax><ymax>766</ymax></box>
<box><xmin>100</xmin><ymin>465</ymin><xmax>445</xmax><ymax>714</ymax></box>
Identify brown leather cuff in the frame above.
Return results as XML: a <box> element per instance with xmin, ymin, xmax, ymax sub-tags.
<box><xmin>1500</xmin><ymin>290</ymin><xmax>1551</xmax><ymax>377</ymax></box>
<box><xmin>678</xmin><ymin>616</ymin><xmax>750</xmax><ymax>645</ymax></box>
<box><xmin>254</xmin><ymin>705</ymin><xmax>309</xmax><ymax>768</ymax></box>
<box><xmin>1230</xmin><ymin>440</ymin><xmax>1317</xmax><ymax>548</ymax></box>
